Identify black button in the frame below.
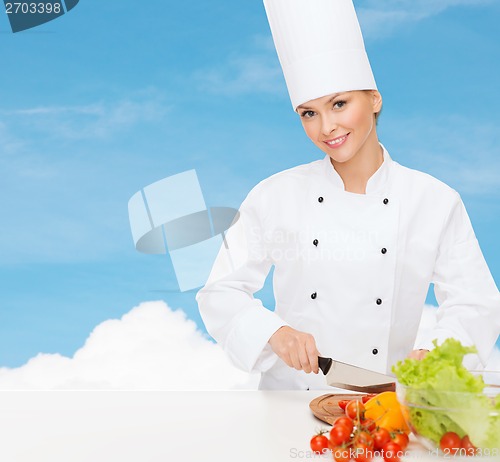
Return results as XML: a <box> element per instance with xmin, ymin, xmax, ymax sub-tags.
<box><xmin>381</xmin><ymin>248</ymin><xmax>387</xmax><ymax>254</ymax></box>
<box><xmin>318</xmin><ymin>197</ymin><xmax>324</xmax><ymax>203</ymax></box>
<box><xmin>376</xmin><ymin>298</ymin><xmax>382</xmax><ymax>305</ymax></box>
<box><xmin>372</xmin><ymin>349</ymin><xmax>378</xmax><ymax>355</ymax></box>
<box><xmin>311</xmin><ymin>292</ymin><xmax>317</xmax><ymax>299</ymax></box>
<box><xmin>383</xmin><ymin>198</ymin><xmax>389</xmax><ymax>205</ymax></box>
<box><xmin>313</xmin><ymin>239</ymin><xmax>319</xmax><ymax>246</ymax></box>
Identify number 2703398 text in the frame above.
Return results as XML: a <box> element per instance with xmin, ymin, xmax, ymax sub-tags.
<box><xmin>5</xmin><ymin>2</ymin><xmax>62</xmax><ymax>14</ymax></box>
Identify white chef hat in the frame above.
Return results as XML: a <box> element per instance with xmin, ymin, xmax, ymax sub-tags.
<box><xmin>263</xmin><ymin>0</ymin><xmax>377</xmax><ymax>111</ymax></box>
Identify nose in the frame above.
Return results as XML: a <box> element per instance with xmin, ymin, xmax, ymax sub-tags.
<box><xmin>321</xmin><ymin>113</ymin><xmax>337</xmax><ymax>136</ymax></box>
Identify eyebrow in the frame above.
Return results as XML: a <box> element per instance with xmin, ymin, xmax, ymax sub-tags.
<box><xmin>296</xmin><ymin>93</ymin><xmax>342</xmax><ymax>111</ymax></box>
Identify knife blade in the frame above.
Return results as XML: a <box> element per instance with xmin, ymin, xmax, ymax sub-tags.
<box><xmin>318</xmin><ymin>356</ymin><xmax>395</xmax><ymax>393</ymax></box>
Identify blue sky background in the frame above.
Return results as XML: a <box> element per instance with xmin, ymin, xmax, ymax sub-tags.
<box><xmin>0</xmin><ymin>0</ymin><xmax>499</xmax><ymax>367</ymax></box>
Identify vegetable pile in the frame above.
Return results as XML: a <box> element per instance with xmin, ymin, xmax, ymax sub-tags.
<box><xmin>309</xmin><ymin>393</ymin><xmax>410</xmax><ymax>462</ymax></box>
<box><xmin>392</xmin><ymin>338</ymin><xmax>500</xmax><ymax>452</ymax></box>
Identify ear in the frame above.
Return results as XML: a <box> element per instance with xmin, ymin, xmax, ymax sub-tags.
<box><xmin>369</xmin><ymin>90</ymin><xmax>383</xmax><ymax>113</ymax></box>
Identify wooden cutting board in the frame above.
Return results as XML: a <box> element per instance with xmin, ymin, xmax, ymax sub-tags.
<box><xmin>309</xmin><ymin>393</ymin><xmax>366</xmax><ymax>426</ymax></box>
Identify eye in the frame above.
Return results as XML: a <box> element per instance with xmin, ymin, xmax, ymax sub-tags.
<box><xmin>333</xmin><ymin>100</ymin><xmax>346</xmax><ymax>109</ymax></box>
<box><xmin>300</xmin><ymin>110</ymin><xmax>316</xmax><ymax>119</ymax></box>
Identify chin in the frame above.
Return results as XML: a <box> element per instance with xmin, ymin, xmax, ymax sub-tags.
<box><xmin>330</xmin><ymin>157</ymin><xmax>353</xmax><ymax>165</ymax></box>
<box><xmin>324</xmin><ymin>151</ymin><xmax>354</xmax><ymax>164</ymax></box>
<box><xmin>315</xmin><ymin>142</ymin><xmax>354</xmax><ymax>163</ymax></box>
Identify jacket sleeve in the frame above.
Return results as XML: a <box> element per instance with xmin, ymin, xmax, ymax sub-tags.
<box><xmin>196</xmin><ymin>186</ymin><xmax>288</xmax><ymax>373</ymax></box>
<box><xmin>416</xmin><ymin>193</ymin><xmax>500</xmax><ymax>367</ymax></box>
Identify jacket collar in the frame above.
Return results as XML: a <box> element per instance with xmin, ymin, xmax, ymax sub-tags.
<box><xmin>321</xmin><ymin>143</ymin><xmax>393</xmax><ymax>195</ymax></box>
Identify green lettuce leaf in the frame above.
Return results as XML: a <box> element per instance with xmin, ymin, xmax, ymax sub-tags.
<box><xmin>392</xmin><ymin>338</ymin><xmax>499</xmax><ymax>449</ymax></box>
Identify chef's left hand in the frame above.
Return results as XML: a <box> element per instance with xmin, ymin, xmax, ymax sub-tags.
<box><xmin>407</xmin><ymin>349</ymin><xmax>429</xmax><ymax>360</ymax></box>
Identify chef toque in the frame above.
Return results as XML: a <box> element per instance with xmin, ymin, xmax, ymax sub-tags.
<box><xmin>263</xmin><ymin>0</ymin><xmax>377</xmax><ymax>111</ymax></box>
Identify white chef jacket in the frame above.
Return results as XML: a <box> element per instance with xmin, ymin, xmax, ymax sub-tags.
<box><xmin>196</xmin><ymin>145</ymin><xmax>500</xmax><ymax>389</ymax></box>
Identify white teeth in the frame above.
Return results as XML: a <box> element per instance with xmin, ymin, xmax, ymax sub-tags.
<box><xmin>326</xmin><ymin>135</ymin><xmax>346</xmax><ymax>145</ymax></box>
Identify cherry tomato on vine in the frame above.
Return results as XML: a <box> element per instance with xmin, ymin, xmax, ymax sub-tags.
<box><xmin>362</xmin><ymin>394</ymin><xmax>378</xmax><ymax>404</ymax></box>
<box><xmin>382</xmin><ymin>442</ymin><xmax>402</xmax><ymax>462</ymax></box>
<box><xmin>345</xmin><ymin>399</ymin><xmax>365</xmax><ymax>420</ymax></box>
<box><xmin>440</xmin><ymin>432</ymin><xmax>461</xmax><ymax>455</ymax></box>
<box><xmin>330</xmin><ymin>424</ymin><xmax>352</xmax><ymax>446</ymax></box>
<box><xmin>461</xmin><ymin>435</ymin><xmax>477</xmax><ymax>456</ymax></box>
<box><xmin>333</xmin><ymin>416</ymin><xmax>354</xmax><ymax>434</ymax></box>
<box><xmin>338</xmin><ymin>399</ymin><xmax>350</xmax><ymax>411</ymax></box>
<box><xmin>310</xmin><ymin>433</ymin><xmax>329</xmax><ymax>454</ymax></box>
<box><xmin>353</xmin><ymin>443</ymin><xmax>373</xmax><ymax>462</ymax></box>
<box><xmin>372</xmin><ymin>427</ymin><xmax>391</xmax><ymax>450</ymax></box>
<box><xmin>361</xmin><ymin>418</ymin><xmax>376</xmax><ymax>433</ymax></box>
<box><xmin>391</xmin><ymin>432</ymin><xmax>409</xmax><ymax>451</ymax></box>
<box><xmin>355</xmin><ymin>430</ymin><xmax>374</xmax><ymax>449</ymax></box>
<box><xmin>332</xmin><ymin>446</ymin><xmax>351</xmax><ymax>462</ymax></box>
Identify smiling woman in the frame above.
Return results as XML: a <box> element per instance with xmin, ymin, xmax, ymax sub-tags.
<box><xmin>196</xmin><ymin>0</ymin><xmax>500</xmax><ymax>390</ymax></box>
<box><xmin>297</xmin><ymin>90</ymin><xmax>382</xmax><ymax>194</ymax></box>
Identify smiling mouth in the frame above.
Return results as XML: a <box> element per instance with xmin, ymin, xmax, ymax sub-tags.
<box><xmin>324</xmin><ymin>133</ymin><xmax>350</xmax><ymax>147</ymax></box>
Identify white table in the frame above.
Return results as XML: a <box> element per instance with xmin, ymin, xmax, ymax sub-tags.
<box><xmin>0</xmin><ymin>391</ymin><xmax>495</xmax><ymax>462</ymax></box>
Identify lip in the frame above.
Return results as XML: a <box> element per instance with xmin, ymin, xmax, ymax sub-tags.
<box><xmin>323</xmin><ymin>133</ymin><xmax>350</xmax><ymax>149</ymax></box>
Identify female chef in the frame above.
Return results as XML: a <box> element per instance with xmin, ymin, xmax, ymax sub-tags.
<box><xmin>196</xmin><ymin>0</ymin><xmax>500</xmax><ymax>389</ymax></box>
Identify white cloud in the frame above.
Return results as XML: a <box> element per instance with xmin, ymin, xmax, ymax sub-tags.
<box><xmin>415</xmin><ymin>304</ymin><xmax>500</xmax><ymax>370</ymax></box>
<box><xmin>12</xmin><ymin>105</ymin><xmax>104</xmax><ymax>116</ymax></box>
<box><xmin>193</xmin><ymin>34</ymin><xmax>283</xmax><ymax>97</ymax></box>
<box><xmin>0</xmin><ymin>89</ymin><xmax>173</xmax><ymax>265</ymax></box>
<box><xmin>0</xmin><ymin>301</ymin><xmax>259</xmax><ymax>390</ymax></box>
<box><xmin>358</xmin><ymin>0</ymin><xmax>494</xmax><ymax>39</ymax></box>
<box><xmin>1</xmin><ymin>302</ymin><xmax>497</xmax><ymax>391</ymax></box>
<box><xmin>195</xmin><ymin>54</ymin><xmax>283</xmax><ymax>96</ymax></box>
<box><xmin>193</xmin><ymin>0</ymin><xmax>494</xmax><ymax>96</ymax></box>
<box><xmin>2</xmin><ymin>89</ymin><xmax>169</xmax><ymax>140</ymax></box>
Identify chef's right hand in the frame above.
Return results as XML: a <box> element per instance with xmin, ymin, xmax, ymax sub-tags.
<box><xmin>268</xmin><ymin>326</ymin><xmax>320</xmax><ymax>374</ymax></box>
<box><xmin>407</xmin><ymin>349</ymin><xmax>429</xmax><ymax>360</ymax></box>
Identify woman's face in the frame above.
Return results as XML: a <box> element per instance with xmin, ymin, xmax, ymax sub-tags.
<box><xmin>296</xmin><ymin>90</ymin><xmax>382</xmax><ymax>164</ymax></box>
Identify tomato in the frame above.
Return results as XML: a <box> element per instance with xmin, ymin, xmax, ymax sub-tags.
<box><xmin>333</xmin><ymin>416</ymin><xmax>354</xmax><ymax>434</ymax></box>
<box><xmin>353</xmin><ymin>443</ymin><xmax>373</xmax><ymax>462</ymax></box>
<box><xmin>361</xmin><ymin>418</ymin><xmax>376</xmax><ymax>433</ymax></box>
<box><xmin>310</xmin><ymin>433</ymin><xmax>329</xmax><ymax>454</ymax></box>
<box><xmin>332</xmin><ymin>446</ymin><xmax>351</xmax><ymax>462</ymax></box>
<box><xmin>345</xmin><ymin>399</ymin><xmax>365</xmax><ymax>420</ymax></box>
<box><xmin>330</xmin><ymin>424</ymin><xmax>352</xmax><ymax>446</ymax></box>
<box><xmin>461</xmin><ymin>435</ymin><xmax>477</xmax><ymax>456</ymax></box>
<box><xmin>372</xmin><ymin>427</ymin><xmax>391</xmax><ymax>450</ymax></box>
<box><xmin>338</xmin><ymin>399</ymin><xmax>350</xmax><ymax>411</ymax></box>
<box><xmin>391</xmin><ymin>432</ymin><xmax>409</xmax><ymax>451</ymax></box>
<box><xmin>440</xmin><ymin>432</ymin><xmax>461</xmax><ymax>455</ymax></box>
<box><xmin>355</xmin><ymin>430</ymin><xmax>374</xmax><ymax>449</ymax></box>
<box><xmin>382</xmin><ymin>442</ymin><xmax>402</xmax><ymax>462</ymax></box>
<box><xmin>362</xmin><ymin>394</ymin><xmax>378</xmax><ymax>404</ymax></box>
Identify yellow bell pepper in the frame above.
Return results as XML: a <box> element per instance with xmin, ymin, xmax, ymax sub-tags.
<box><xmin>364</xmin><ymin>392</ymin><xmax>410</xmax><ymax>434</ymax></box>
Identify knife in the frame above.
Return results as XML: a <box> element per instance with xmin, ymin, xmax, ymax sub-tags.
<box><xmin>318</xmin><ymin>356</ymin><xmax>395</xmax><ymax>393</ymax></box>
